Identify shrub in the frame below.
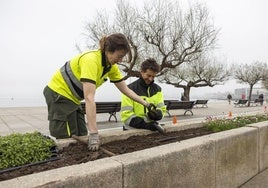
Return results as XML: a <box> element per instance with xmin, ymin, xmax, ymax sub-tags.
<box><xmin>0</xmin><ymin>131</ymin><xmax>56</xmax><ymax>170</ymax></box>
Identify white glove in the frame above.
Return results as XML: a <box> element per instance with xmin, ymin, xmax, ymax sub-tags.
<box><xmin>88</xmin><ymin>133</ymin><xmax>100</xmax><ymax>151</ymax></box>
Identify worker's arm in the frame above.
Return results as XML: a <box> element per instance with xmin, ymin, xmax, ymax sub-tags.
<box><xmin>83</xmin><ymin>82</ymin><xmax>97</xmax><ymax>133</ymax></box>
<box><xmin>114</xmin><ymin>81</ymin><xmax>149</xmax><ymax>107</ymax></box>
<box><xmin>83</xmin><ymin>82</ymin><xmax>100</xmax><ymax>151</ymax></box>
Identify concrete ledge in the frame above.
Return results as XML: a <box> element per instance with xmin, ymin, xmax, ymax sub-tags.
<box><xmin>246</xmin><ymin>121</ymin><xmax>268</xmax><ymax>171</ymax></box>
<box><xmin>1</xmin><ymin>121</ymin><xmax>268</xmax><ymax>187</ymax></box>
<box><xmin>0</xmin><ymin>158</ymin><xmax>123</xmax><ymax>188</ymax></box>
<box><xmin>211</xmin><ymin>127</ymin><xmax>258</xmax><ymax>187</ymax></box>
<box><xmin>113</xmin><ymin>136</ymin><xmax>215</xmax><ymax>188</ymax></box>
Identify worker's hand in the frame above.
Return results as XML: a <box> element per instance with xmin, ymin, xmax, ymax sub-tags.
<box><xmin>88</xmin><ymin>133</ymin><xmax>100</xmax><ymax>151</ymax></box>
<box><xmin>147</xmin><ymin>103</ymin><xmax>156</xmax><ymax>111</ymax></box>
<box><xmin>147</xmin><ymin>108</ymin><xmax>163</xmax><ymax>121</ymax></box>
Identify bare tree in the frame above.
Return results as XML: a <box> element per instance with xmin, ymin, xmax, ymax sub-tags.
<box><xmin>262</xmin><ymin>79</ymin><xmax>268</xmax><ymax>90</ymax></box>
<box><xmin>233</xmin><ymin>61</ymin><xmax>267</xmax><ymax>106</ymax></box>
<box><xmin>140</xmin><ymin>1</ymin><xmax>218</xmax><ymax>76</ymax></box>
<box><xmin>81</xmin><ymin>0</ymin><xmax>143</xmax><ymax>78</ymax></box>
<box><xmin>81</xmin><ymin>0</ymin><xmax>219</xmax><ymax>79</ymax></box>
<box><xmin>79</xmin><ymin>0</ymin><xmax>223</xmax><ymax>101</ymax></box>
<box><xmin>262</xmin><ymin>66</ymin><xmax>268</xmax><ymax>90</ymax></box>
<box><xmin>159</xmin><ymin>55</ymin><xmax>231</xmax><ymax>100</ymax></box>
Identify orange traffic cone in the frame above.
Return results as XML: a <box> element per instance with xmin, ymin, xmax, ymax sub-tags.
<box><xmin>172</xmin><ymin>115</ymin><xmax>177</xmax><ymax>124</ymax></box>
<box><xmin>228</xmin><ymin>111</ymin><xmax>232</xmax><ymax>118</ymax></box>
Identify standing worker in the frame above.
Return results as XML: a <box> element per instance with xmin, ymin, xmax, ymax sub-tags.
<box><xmin>120</xmin><ymin>58</ymin><xmax>166</xmax><ymax>133</ymax></box>
<box><xmin>43</xmin><ymin>33</ymin><xmax>154</xmax><ymax>151</ymax></box>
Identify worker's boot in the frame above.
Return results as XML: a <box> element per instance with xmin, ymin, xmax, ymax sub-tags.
<box><xmin>154</xmin><ymin>122</ymin><xmax>166</xmax><ymax>134</ymax></box>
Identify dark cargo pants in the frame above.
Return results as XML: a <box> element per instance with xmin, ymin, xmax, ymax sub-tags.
<box><xmin>43</xmin><ymin>86</ymin><xmax>88</xmax><ymax>139</ymax></box>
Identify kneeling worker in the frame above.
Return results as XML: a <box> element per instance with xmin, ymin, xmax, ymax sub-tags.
<box><xmin>120</xmin><ymin>58</ymin><xmax>166</xmax><ymax>133</ymax></box>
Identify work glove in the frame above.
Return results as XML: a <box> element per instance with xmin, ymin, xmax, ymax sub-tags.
<box><xmin>147</xmin><ymin>108</ymin><xmax>163</xmax><ymax>121</ymax></box>
<box><xmin>147</xmin><ymin>103</ymin><xmax>157</xmax><ymax>112</ymax></box>
<box><xmin>88</xmin><ymin>133</ymin><xmax>100</xmax><ymax>151</ymax></box>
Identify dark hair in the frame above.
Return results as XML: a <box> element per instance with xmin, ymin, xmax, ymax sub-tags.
<box><xmin>99</xmin><ymin>33</ymin><xmax>132</xmax><ymax>62</ymax></box>
<box><xmin>140</xmin><ymin>58</ymin><xmax>160</xmax><ymax>73</ymax></box>
<box><xmin>99</xmin><ymin>33</ymin><xmax>131</xmax><ymax>53</ymax></box>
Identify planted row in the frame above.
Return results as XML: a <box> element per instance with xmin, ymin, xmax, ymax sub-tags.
<box><xmin>0</xmin><ymin>131</ymin><xmax>56</xmax><ymax>170</ymax></box>
<box><xmin>204</xmin><ymin>114</ymin><xmax>268</xmax><ymax>132</ymax></box>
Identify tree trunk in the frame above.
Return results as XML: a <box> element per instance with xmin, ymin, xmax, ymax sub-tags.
<box><xmin>183</xmin><ymin>87</ymin><xmax>191</xmax><ymax>101</ymax></box>
<box><xmin>247</xmin><ymin>85</ymin><xmax>253</xmax><ymax>107</ymax></box>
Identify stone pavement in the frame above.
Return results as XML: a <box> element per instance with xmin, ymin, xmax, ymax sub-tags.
<box><xmin>0</xmin><ymin>100</ymin><xmax>267</xmax><ymax>187</ymax></box>
<box><xmin>240</xmin><ymin>168</ymin><xmax>268</xmax><ymax>188</ymax></box>
<box><xmin>0</xmin><ymin>100</ymin><xmax>266</xmax><ymax>136</ymax></box>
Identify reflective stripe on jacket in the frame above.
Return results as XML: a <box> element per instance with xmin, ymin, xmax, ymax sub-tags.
<box><xmin>47</xmin><ymin>50</ymin><xmax>123</xmax><ymax>104</ymax></box>
<box><xmin>60</xmin><ymin>61</ymin><xmax>84</xmax><ymax>100</ymax></box>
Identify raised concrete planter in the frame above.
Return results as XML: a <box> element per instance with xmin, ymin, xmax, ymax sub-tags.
<box><xmin>1</xmin><ymin>121</ymin><xmax>268</xmax><ymax>188</ymax></box>
<box><xmin>247</xmin><ymin>122</ymin><xmax>268</xmax><ymax>171</ymax></box>
<box><xmin>113</xmin><ymin>136</ymin><xmax>216</xmax><ymax>188</ymax></box>
<box><xmin>212</xmin><ymin>127</ymin><xmax>258</xmax><ymax>188</ymax></box>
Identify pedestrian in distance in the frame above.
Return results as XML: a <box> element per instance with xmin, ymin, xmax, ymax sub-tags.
<box><xmin>181</xmin><ymin>93</ymin><xmax>186</xmax><ymax>101</ymax></box>
<box><xmin>120</xmin><ymin>58</ymin><xmax>166</xmax><ymax>133</ymax></box>
<box><xmin>43</xmin><ymin>33</ymin><xmax>155</xmax><ymax>151</ymax></box>
<box><xmin>259</xmin><ymin>93</ymin><xmax>264</xmax><ymax>106</ymax></box>
<box><xmin>227</xmin><ymin>93</ymin><xmax>232</xmax><ymax>105</ymax></box>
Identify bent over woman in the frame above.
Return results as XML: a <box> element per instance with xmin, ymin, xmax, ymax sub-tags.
<box><xmin>43</xmin><ymin>33</ymin><xmax>152</xmax><ymax>151</ymax></box>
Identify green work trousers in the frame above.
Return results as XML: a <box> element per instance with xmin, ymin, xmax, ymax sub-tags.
<box><xmin>43</xmin><ymin>86</ymin><xmax>88</xmax><ymax>139</ymax></box>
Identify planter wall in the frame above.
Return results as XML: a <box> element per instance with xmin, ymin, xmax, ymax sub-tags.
<box><xmin>1</xmin><ymin>121</ymin><xmax>268</xmax><ymax>188</ymax></box>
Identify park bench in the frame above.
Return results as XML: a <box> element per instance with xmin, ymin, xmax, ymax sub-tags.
<box><xmin>194</xmin><ymin>100</ymin><xmax>208</xmax><ymax>108</ymax></box>
<box><xmin>164</xmin><ymin>100</ymin><xmax>195</xmax><ymax>116</ymax></box>
<box><xmin>81</xmin><ymin>101</ymin><xmax>121</xmax><ymax>122</ymax></box>
<box><xmin>234</xmin><ymin>99</ymin><xmax>248</xmax><ymax>107</ymax></box>
<box><xmin>250</xmin><ymin>99</ymin><xmax>263</xmax><ymax>106</ymax></box>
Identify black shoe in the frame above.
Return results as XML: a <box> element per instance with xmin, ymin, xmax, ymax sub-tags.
<box><xmin>154</xmin><ymin>122</ymin><xmax>166</xmax><ymax>133</ymax></box>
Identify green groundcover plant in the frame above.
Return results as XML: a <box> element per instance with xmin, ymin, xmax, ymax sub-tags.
<box><xmin>204</xmin><ymin>114</ymin><xmax>268</xmax><ymax>132</ymax></box>
<box><xmin>0</xmin><ymin>131</ymin><xmax>56</xmax><ymax>170</ymax></box>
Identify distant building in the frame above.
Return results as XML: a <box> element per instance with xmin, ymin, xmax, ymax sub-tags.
<box><xmin>234</xmin><ymin>88</ymin><xmax>249</xmax><ymax>100</ymax></box>
<box><xmin>234</xmin><ymin>87</ymin><xmax>268</xmax><ymax>101</ymax></box>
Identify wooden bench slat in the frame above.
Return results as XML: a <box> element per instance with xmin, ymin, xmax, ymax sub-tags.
<box><xmin>250</xmin><ymin>99</ymin><xmax>263</xmax><ymax>106</ymax></box>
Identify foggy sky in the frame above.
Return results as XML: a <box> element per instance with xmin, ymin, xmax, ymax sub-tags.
<box><xmin>0</xmin><ymin>0</ymin><xmax>267</xmax><ymax>106</ymax></box>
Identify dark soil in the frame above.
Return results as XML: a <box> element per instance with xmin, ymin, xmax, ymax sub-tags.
<box><xmin>0</xmin><ymin>127</ymin><xmax>213</xmax><ymax>181</ymax></box>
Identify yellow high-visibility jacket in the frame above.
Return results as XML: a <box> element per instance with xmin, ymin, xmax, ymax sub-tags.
<box><xmin>120</xmin><ymin>78</ymin><xmax>166</xmax><ymax>126</ymax></box>
<box><xmin>48</xmin><ymin>50</ymin><xmax>123</xmax><ymax>104</ymax></box>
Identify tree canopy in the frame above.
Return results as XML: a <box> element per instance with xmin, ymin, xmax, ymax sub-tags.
<box><xmin>232</xmin><ymin>61</ymin><xmax>267</xmax><ymax>106</ymax></box>
<box><xmin>80</xmin><ymin>0</ymin><xmax>231</xmax><ymax>100</ymax></box>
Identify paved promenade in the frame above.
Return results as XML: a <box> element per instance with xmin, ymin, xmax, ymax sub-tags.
<box><xmin>0</xmin><ymin>100</ymin><xmax>267</xmax><ymax>187</ymax></box>
<box><xmin>0</xmin><ymin>101</ymin><xmax>266</xmax><ymax>136</ymax></box>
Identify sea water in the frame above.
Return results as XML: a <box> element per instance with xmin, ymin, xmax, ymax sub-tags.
<box><xmin>0</xmin><ymin>97</ymin><xmax>46</xmax><ymax>107</ymax></box>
